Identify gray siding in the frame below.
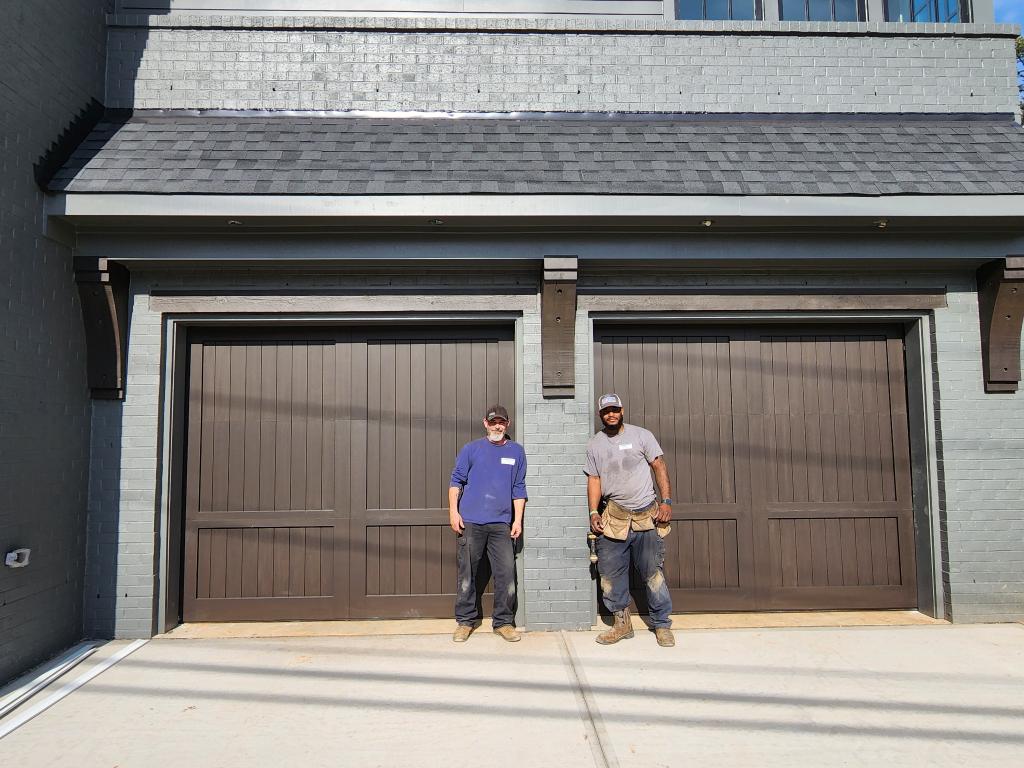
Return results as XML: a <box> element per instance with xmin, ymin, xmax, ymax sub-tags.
<box><xmin>0</xmin><ymin>2</ymin><xmax>107</xmax><ymax>682</ymax></box>
<box><xmin>106</xmin><ymin>18</ymin><xmax>1017</xmax><ymax>114</ymax></box>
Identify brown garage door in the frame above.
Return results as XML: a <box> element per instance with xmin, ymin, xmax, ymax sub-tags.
<box><xmin>594</xmin><ymin>324</ymin><xmax>917</xmax><ymax>611</ymax></box>
<box><xmin>181</xmin><ymin>326</ymin><xmax>514</xmax><ymax>622</ymax></box>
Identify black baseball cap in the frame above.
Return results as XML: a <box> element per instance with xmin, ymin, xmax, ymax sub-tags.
<box><xmin>485</xmin><ymin>405</ymin><xmax>510</xmax><ymax>422</ymax></box>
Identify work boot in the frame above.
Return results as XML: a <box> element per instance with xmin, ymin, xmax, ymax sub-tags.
<box><xmin>493</xmin><ymin>625</ymin><xmax>521</xmax><ymax>643</ymax></box>
<box><xmin>596</xmin><ymin>607</ymin><xmax>634</xmax><ymax>645</ymax></box>
<box><xmin>452</xmin><ymin>624</ymin><xmax>473</xmax><ymax>643</ymax></box>
<box><xmin>654</xmin><ymin>627</ymin><xmax>675</xmax><ymax>647</ymax></box>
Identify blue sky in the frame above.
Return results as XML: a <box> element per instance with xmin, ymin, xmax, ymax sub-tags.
<box><xmin>994</xmin><ymin>0</ymin><xmax>1024</xmax><ymax>25</ymax></box>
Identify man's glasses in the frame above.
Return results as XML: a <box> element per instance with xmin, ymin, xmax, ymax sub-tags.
<box><xmin>486</xmin><ymin>418</ymin><xmax>509</xmax><ymax>426</ymax></box>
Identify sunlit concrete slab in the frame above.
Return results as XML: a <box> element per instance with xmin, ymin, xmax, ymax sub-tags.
<box><xmin>0</xmin><ymin>633</ymin><xmax>591</xmax><ymax>768</ymax></box>
<box><xmin>567</xmin><ymin>624</ymin><xmax>1024</xmax><ymax>767</ymax></box>
<box><xmin>2</xmin><ymin>625</ymin><xmax>1022</xmax><ymax>767</ymax></box>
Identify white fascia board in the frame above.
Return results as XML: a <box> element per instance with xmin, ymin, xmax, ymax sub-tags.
<box><xmin>46</xmin><ymin>193</ymin><xmax>1024</xmax><ymax>219</ymax></box>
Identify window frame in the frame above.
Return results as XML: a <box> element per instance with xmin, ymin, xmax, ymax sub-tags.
<box><xmin>777</xmin><ymin>0</ymin><xmax>866</xmax><ymax>21</ymax></box>
<box><xmin>883</xmin><ymin>0</ymin><xmax>971</xmax><ymax>22</ymax></box>
<box><xmin>675</xmin><ymin>0</ymin><xmax>765</xmax><ymax>21</ymax></box>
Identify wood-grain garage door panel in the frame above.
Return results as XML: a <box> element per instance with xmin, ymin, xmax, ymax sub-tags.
<box><xmin>758</xmin><ymin>334</ymin><xmax>901</xmax><ymax>505</ymax></box>
<box><xmin>754</xmin><ymin>329</ymin><xmax>915</xmax><ymax>608</ymax></box>
<box><xmin>594</xmin><ymin>324</ymin><xmax>917</xmax><ymax>612</ymax></box>
<box><xmin>353</xmin><ymin>333</ymin><xmax>513</xmax><ymax>618</ymax></box>
<box><xmin>182</xmin><ymin>327</ymin><xmax>513</xmax><ymax>622</ymax></box>
<box><xmin>184</xmin><ymin>338</ymin><xmax>340</xmax><ymax>621</ymax></box>
<box><xmin>595</xmin><ymin>331</ymin><xmax>753</xmax><ymax>609</ymax></box>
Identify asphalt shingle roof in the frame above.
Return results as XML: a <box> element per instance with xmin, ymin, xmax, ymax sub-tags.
<box><xmin>48</xmin><ymin>114</ymin><xmax>1024</xmax><ymax>196</ymax></box>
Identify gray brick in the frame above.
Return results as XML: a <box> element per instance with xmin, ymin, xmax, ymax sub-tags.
<box><xmin>0</xmin><ymin>0</ymin><xmax>105</xmax><ymax>682</ymax></box>
<box><xmin>104</xmin><ymin>25</ymin><xmax>1016</xmax><ymax>115</ymax></box>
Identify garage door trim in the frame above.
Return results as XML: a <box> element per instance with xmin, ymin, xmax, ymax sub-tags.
<box><xmin>157</xmin><ymin>312</ymin><xmax>525</xmax><ymax>633</ymax></box>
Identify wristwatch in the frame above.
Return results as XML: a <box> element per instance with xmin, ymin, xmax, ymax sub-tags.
<box><xmin>661</xmin><ymin>498</ymin><xmax>673</xmax><ymax>505</ymax></box>
<box><xmin>589</xmin><ymin>510</ymin><xmax>600</xmax><ymax>517</ymax></box>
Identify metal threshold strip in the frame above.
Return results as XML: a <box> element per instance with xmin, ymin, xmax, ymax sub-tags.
<box><xmin>0</xmin><ymin>640</ymin><xmax>148</xmax><ymax>740</ymax></box>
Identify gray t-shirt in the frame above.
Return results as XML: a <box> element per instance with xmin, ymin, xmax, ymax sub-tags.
<box><xmin>584</xmin><ymin>423</ymin><xmax>664</xmax><ymax>510</ymax></box>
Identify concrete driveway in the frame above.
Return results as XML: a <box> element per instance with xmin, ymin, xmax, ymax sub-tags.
<box><xmin>2</xmin><ymin>624</ymin><xmax>1023</xmax><ymax>767</ymax></box>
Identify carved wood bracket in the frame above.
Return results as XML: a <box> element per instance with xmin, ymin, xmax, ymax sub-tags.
<box><xmin>977</xmin><ymin>257</ymin><xmax>1024</xmax><ymax>394</ymax></box>
<box><xmin>75</xmin><ymin>257</ymin><xmax>129</xmax><ymax>400</ymax></box>
<box><xmin>541</xmin><ymin>256</ymin><xmax>578</xmax><ymax>398</ymax></box>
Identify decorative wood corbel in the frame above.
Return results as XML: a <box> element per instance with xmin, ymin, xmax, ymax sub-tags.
<box><xmin>75</xmin><ymin>257</ymin><xmax>129</xmax><ymax>400</ymax></box>
<box><xmin>977</xmin><ymin>257</ymin><xmax>1024</xmax><ymax>393</ymax></box>
<box><xmin>542</xmin><ymin>256</ymin><xmax>578</xmax><ymax>398</ymax></box>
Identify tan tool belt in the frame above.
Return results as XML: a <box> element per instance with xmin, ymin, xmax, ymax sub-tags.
<box><xmin>602</xmin><ymin>500</ymin><xmax>671</xmax><ymax>541</ymax></box>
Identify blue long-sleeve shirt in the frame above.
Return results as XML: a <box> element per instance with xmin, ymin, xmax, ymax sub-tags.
<box><xmin>450</xmin><ymin>438</ymin><xmax>528</xmax><ymax>525</ymax></box>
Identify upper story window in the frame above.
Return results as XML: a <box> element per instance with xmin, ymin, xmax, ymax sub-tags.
<box><xmin>885</xmin><ymin>0</ymin><xmax>967</xmax><ymax>22</ymax></box>
<box><xmin>779</xmin><ymin>0</ymin><xmax>864</xmax><ymax>20</ymax></box>
<box><xmin>676</xmin><ymin>0</ymin><xmax>762</xmax><ymax>20</ymax></box>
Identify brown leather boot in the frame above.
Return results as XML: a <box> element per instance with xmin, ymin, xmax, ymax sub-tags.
<box><xmin>596</xmin><ymin>607</ymin><xmax>634</xmax><ymax>645</ymax></box>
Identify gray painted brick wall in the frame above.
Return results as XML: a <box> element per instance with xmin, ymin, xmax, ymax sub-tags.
<box><xmin>931</xmin><ymin>278</ymin><xmax>1024</xmax><ymax>623</ymax></box>
<box><xmin>93</xmin><ymin>254</ymin><xmax>1024</xmax><ymax>634</ymax></box>
<box><xmin>106</xmin><ymin>21</ymin><xmax>1017</xmax><ymax>114</ymax></box>
<box><xmin>0</xmin><ymin>2</ymin><xmax>107</xmax><ymax>681</ymax></box>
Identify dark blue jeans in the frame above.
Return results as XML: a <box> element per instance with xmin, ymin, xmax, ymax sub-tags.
<box><xmin>597</xmin><ymin>527</ymin><xmax>673</xmax><ymax>628</ymax></box>
<box><xmin>455</xmin><ymin>522</ymin><xmax>517</xmax><ymax>629</ymax></box>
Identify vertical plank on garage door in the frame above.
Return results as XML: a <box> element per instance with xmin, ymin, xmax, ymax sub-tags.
<box><xmin>306</xmin><ymin>343</ymin><xmax>324</xmax><ymax>513</ymax></box>
<box><xmin>848</xmin><ymin>336</ymin><xmax>868</xmax><ymax>504</ymax></box>
<box><xmin>274</xmin><ymin>344</ymin><xmax>293</xmax><ymax>512</ymax></box>
<box><xmin>258</xmin><ymin>344</ymin><xmax>277</xmax><ymax>512</ymax></box>
<box><xmin>702</xmin><ymin>337</ymin><xmax>723</xmax><ymax>506</ymax></box>
<box><xmin>290</xmin><ymin>343</ymin><xmax>309</xmax><ymax>515</ymax></box>
<box><xmin>211</xmin><ymin>344</ymin><xmax>230</xmax><ymax>513</ymax></box>
<box><xmin>424</xmin><ymin>342</ymin><xmax>443</xmax><ymax>593</ymax></box>
<box><xmin>243</xmin><ymin>344</ymin><xmax>262</xmax><ymax>514</ymax></box>
<box><xmin>227</xmin><ymin>344</ymin><xmax>246</xmax><ymax>513</ymax></box>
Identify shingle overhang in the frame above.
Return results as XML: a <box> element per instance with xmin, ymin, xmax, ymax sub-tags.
<box><xmin>45</xmin><ymin>112</ymin><xmax>1024</xmax><ymax>231</ymax></box>
<box><xmin>49</xmin><ymin>112</ymin><xmax>1024</xmax><ymax>198</ymax></box>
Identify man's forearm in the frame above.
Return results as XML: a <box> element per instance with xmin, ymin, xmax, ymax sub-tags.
<box><xmin>448</xmin><ymin>486</ymin><xmax>461</xmax><ymax>514</ymax></box>
<box><xmin>587</xmin><ymin>477</ymin><xmax>603</xmax><ymax>512</ymax></box>
<box><xmin>651</xmin><ymin>459</ymin><xmax>672</xmax><ymax>501</ymax></box>
<box><xmin>513</xmin><ymin>497</ymin><xmax>525</xmax><ymax>524</ymax></box>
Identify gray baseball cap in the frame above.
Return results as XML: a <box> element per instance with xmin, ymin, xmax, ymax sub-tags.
<box><xmin>597</xmin><ymin>393</ymin><xmax>623</xmax><ymax>411</ymax></box>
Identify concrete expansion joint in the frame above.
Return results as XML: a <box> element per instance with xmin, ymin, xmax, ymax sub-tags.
<box><xmin>557</xmin><ymin>631</ymin><xmax>617</xmax><ymax>768</ymax></box>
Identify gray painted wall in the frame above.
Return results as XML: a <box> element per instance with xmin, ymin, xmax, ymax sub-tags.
<box><xmin>106</xmin><ymin>16</ymin><xmax>1018</xmax><ymax>114</ymax></box>
<box><xmin>88</xmin><ymin>235</ymin><xmax>1024</xmax><ymax>634</ymax></box>
<box><xmin>932</xmin><ymin>278</ymin><xmax>1024</xmax><ymax>623</ymax></box>
<box><xmin>0</xmin><ymin>2</ymin><xmax>107</xmax><ymax>682</ymax></box>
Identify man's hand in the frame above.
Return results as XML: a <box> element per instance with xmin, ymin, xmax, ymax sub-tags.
<box><xmin>449</xmin><ymin>510</ymin><xmax>465</xmax><ymax>534</ymax></box>
<box><xmin>654</xmin><ymin>502</ymin><xmax>672</xmax><ymax>524</ymax></box>
<box><xmin>590</xmin><ymin>512</ymin><xmax>604</xmax><ymax>534</ymax></box>
<box><xmin>510</xmin><ymin>520</ymin><xmax>522</xmax><ymax>539</ymax></box>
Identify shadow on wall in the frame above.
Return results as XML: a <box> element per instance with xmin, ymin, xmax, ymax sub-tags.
<box><xmin>76</xmin><ymin>1</ymin><xmax>166</xmax><ymax>639</ymax></box>
<box><xmin>85</xmin><ymin>400</ymin><xmax>124</xmax><ymax>638</ymax></box>
<box><xmin>112</xmin><ymin>1</ymin><xmax>171</xmax><ymax>110</ymax></box>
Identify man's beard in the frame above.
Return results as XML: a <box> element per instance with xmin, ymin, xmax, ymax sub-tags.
<box><xmin>486</xmin><ymin>430</ymin><xmax>506</xmax><ymax>443</ymax></box>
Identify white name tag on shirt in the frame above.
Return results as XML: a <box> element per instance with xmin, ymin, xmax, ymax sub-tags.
<box><xmin>618</xmin><ymin>443</ymin><xmax>633</xmax><ymax>450</ymax></box>
<box><xmin>501</xmin><ymin>457</ymin><xmax>516</xmax><ymax>465</ymax></box>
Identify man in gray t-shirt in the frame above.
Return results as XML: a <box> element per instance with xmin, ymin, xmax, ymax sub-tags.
<box><xmin>585</xmin><ymin>393</ymin><xmax>675</xmax><ymax>647</ymax></box>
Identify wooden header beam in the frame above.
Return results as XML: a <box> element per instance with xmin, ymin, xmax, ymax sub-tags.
<box><xmin>977</xmin><ymin>257</ymin><xmax>1024</xmax><ymax>394</ymax></box>
<box><xmin>541</xmin><ymin>256</ymin><xmax>578</xmax><ymax>398</ymax></box>
<box><xmin>75</xmin><ymin>257</ymin><xmax>129</xmax><ymax>400</ymax></box>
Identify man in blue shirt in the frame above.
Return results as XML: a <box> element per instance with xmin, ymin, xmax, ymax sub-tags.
<box><xmin>449</xmin><ymin>404</ymin><xmax>527</xmax><ymax>643</ymax></box>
